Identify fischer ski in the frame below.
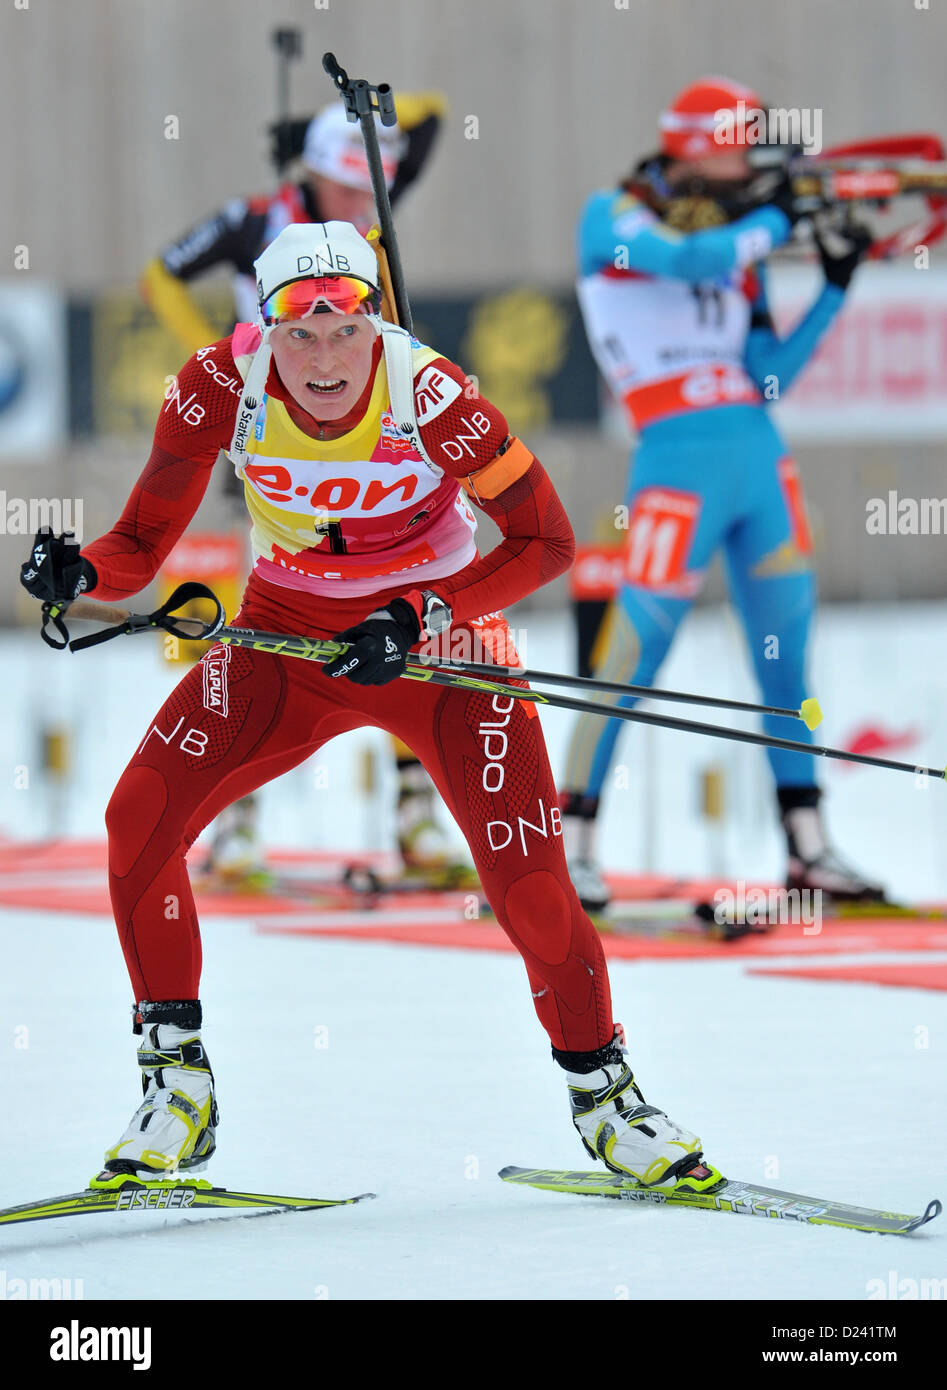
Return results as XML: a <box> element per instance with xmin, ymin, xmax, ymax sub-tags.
<box><xmin>499</xmin><ymin>1167</ymin><xmax>940</xmax><ymax>1235</ymax></box>
<box><xmin>0</xmin><ymin>1173</ymin><xmax>374</xmax><ymax>1229</ymax></box>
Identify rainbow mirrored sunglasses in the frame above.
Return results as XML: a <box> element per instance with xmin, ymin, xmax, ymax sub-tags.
<box><xmin>260</xmin><ymin>275</ymin><xmax>382</xmax><ymax>325</ymax></box>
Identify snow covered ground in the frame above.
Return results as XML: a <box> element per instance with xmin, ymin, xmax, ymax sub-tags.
<box><xmin>0</xmin><ymin>601</ymin><xmax>944</xmax><ymax>1300</ymax></box>
<box><xmin>0</xmin><ymin>908</ymin><xmax>943</xmax><ymax>1300</ymax></box>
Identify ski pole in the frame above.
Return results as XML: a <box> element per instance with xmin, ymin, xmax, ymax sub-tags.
<box><xmin>322</xmin><ymin>51</ymin><xmax>413</xmax><ymax>332</ymax></box>
<box><xmin>410</xmin><ymin>654</ymin><xmax>822</xmax><ymax>730</ymax></box>
<box><xmin>44</xmin><ymin>590</ymin><xmax>815</xmax><ymax>725</ymax></box>
<box><xmin>40</xmin><ymin>588</ymin><xmax>945</xmax><ymax>782</ymax></box>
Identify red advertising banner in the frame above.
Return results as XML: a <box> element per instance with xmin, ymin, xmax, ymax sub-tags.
<box><xmin>569</xmin><ymin>544</ymin><xmax>625</xmax><ymax>600</ymax></box>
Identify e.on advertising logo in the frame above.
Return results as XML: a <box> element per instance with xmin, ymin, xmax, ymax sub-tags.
<box><xmin>243</xmin><ymin>460</ymin><xmax>429</xmax><ymax>517</ymax></box>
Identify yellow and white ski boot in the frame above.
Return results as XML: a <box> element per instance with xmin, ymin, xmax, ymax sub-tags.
<box><xmin>557</xmin><ymin>1029</ymin><xmax>721</xmax><ymax>1192</ymax></box>
<box><xmin>103</xmin><ymin>1001</ymin><xmax>218</xmax><ymax>1179</ymax></box>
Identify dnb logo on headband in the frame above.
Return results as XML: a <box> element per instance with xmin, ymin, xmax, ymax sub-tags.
<box><xmin>258</xmin><ymin>249</ymin><xmax>357</xmax><ymax>304</ymax></box>
<box><xmin>296</xmin><ymin>250</ymin><xmax>352</xmax><ymax>275</ymax></box>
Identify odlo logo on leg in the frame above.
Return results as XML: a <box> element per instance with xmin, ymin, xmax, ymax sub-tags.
<box><xmin>479</xmin><ymin>694</ymin><xmax>515</xmax><ymax>792</ymax></box>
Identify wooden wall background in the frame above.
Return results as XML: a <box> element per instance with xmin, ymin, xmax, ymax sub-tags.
<box><xmin>3</xmin><ymin>0</ymin><xmax>944</xmax><ymax>290</ymax></box>
<box><xmin>1</xmin><ymin>0</ymin><xmax>944</xmax><ymax>617</ymax></box>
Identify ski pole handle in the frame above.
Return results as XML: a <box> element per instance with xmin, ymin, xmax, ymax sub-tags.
<box><xmin>64</xmin><ymin>599</ymin><xmax>131</xmax><ymax>625</ymax></box>
<box><xmin>37</xmin><ymin>583</ymin><xmax>224</xmax><ymax>651</ymax></box>
<box><xmin>66</xmin><ymin>597</ymin><xmax>209</xmax><ymax>639</ymax></box>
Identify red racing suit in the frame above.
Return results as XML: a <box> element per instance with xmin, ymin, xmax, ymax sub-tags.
<box><xmin>81</xmin><ymin>333</ymin><xmax>615</xmax><ymax>1053</ymax></box>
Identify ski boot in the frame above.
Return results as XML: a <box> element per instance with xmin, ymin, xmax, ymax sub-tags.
<box><xmin>562</xmin><ymin>794</ymin><xmax>610</xmax><ymax>911</ymax></box>
<box><xmin>782</xmin><ymin>797</ymin><xmax>886</xmax><ymax>903</ymax></box>
<box><xmin>102</xmin><ymin>1001</ymin><xmax>218</xmax><ymax>1179</ymax></box>
<box><xmin>555</xmin><ymin>1028</ymin><xmax>721</xmax><ymax>1192</ymax></box>
<box><xmin>202</xmin><ymin>795</ymin><xmax>268</xmax><ymax>887</ymax></box>
<box><xmin>568</xmin><ymin>857</ymin><xmax>611</xmax><ymax>913</ymax></box>
<box><xmin>396</xmin><ymin>756</ymin><xmax>478</xmax><ymax>889</ymax></box>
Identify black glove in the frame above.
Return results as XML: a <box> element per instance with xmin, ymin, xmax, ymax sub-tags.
<box><xmin>814</xmin><ymin>222</ymin><xmax>873</xmax><ymax>290</ymax></box>
<box><xmin>322</xmin><ymin>597</ymin><xmax>421</xmax><ymax>686</ymax></box>
<box><xmin>267</xmin><ymin>116</ymin><xmax>312</xmax><ymax>173</ymax></box>
<box><xmin>19</xmin><ymin>527</ymin><xmax>96</xmax><ymax>602</ymax></box>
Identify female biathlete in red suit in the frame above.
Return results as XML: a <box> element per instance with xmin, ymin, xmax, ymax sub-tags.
<box><xmin>20</xmin><ymin>222</ymin><xmax>719</xmax><ymax>1195</ymax></box>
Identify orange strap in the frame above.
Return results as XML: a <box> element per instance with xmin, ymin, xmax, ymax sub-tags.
<box><xmin>366</xmin><ymin>227</ymin><xmax>399</xmax><ymax>325</ymax></box>
<box><xmin>461</xmin><ymin>437</ymin><xmax>534</xmax><ymax>502</ymax></box>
